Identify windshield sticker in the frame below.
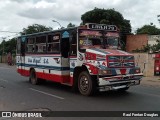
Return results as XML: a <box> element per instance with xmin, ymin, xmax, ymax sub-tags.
<box><xmin>80</xmin><ymin>40</ymin><xmax>84</xmax><ymax>45</ymax></box>
<box><xmin>106</xmin><ymin>32</ymin><xmax>119</xmax><ymax>37</ymax></box>
<box><xmin>80</xmin><ymin>40</ymin><xmax>92</xmax><ymax>46</ymax></box>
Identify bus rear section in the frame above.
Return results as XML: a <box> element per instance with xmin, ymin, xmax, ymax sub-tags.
<box><xmin>16</xmin><ymin>29</ymin><xmax>75</xmax><ymax>86</ymax></box>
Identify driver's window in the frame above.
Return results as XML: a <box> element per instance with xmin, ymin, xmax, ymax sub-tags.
<box><xmin>70</xmin><ymin>31</ymin><xmax>77</xmax><ymax>56</ymax></box>
<box><xmin>106</xmin><ymin>37</ymin><xmax>119</xmax><ymax>49</ymax></box>
<box><xmin>79</xmin><ymin>38</ymin><xmax>102</xmax><ymax>49</ymax></box>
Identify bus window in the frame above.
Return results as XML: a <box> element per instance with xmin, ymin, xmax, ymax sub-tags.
<box><xmin>26</xmin><ymin>37</ymin><xmax>35</xmax><ymax>53</ymax></box>
<box><xmin>61</xmin><ymin>38</ymin><xmax>69</xmax><ymax>58</ymax></box>
<box><xmin>16</xmin><ymin>38</ymin><xmax>21</xmax><ymax>54</ymax></box>
<box><xmin>36</xmin><ymin>36</ymin><xmax>46</xmax><ymax>53</ymax></box>
<box><xmin>47</xmin><ymin>34</ymin><xmax>60</xmax><ymax>53</ymax></box>
<box><xmin>70</xmin><ymin>31</ymin><xmax>77</xmax><ymax>56</ymax></box>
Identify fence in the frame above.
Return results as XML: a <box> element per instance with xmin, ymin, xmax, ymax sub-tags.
<box><xmin>0</xmin><ymin>55</ymin><xmax>16</xmax><ymax>65</ymax></box>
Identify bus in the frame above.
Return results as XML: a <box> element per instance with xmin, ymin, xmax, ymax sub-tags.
<box><xmin>16</xmin><ymin>23</ymin><xmax>143</xmax><ymax>96</ymax></box>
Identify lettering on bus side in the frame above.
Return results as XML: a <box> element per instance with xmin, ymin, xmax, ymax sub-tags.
<box><xmin>28</xmin><ymin>58</ymin><xmax>32</xmax><ymax>63</ymax></box>
<box><xmin>43</xmin><ymin>58</ymin><xmax>49</xmax><ymax>64</ymax></box>
<box><xmin>33</xmin><ymin>58</ymin><xmax>41</xmax><ymax>64</ymax></box>
<box><xmin>28</xmin><ymin>57</ymin><xmax>41</xmax><ymax>64</ymax></box>
<box><xmin>28</xmin><ymin>57</ymin><xmax>49</xmax><ymax>64</ymax></box>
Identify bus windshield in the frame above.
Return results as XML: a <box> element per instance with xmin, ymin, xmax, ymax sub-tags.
<box><xmin>106</xmin><ymin>37</ymin><xmax>119</xmax><ymax>49</ymax></box>
<box><xmin>79</xmin><ymin>29</ymin><xmax>119</xmax><ymax>51</ymax></box>
<box><xmin>79</xmin><ymin>37</ymin><xmax>103</xmax><ymax>49</ymax></box>
<box><xmin>79</xmin><ymin>30</ymin><xmax>103</xmax><ymax>50</ymax></box>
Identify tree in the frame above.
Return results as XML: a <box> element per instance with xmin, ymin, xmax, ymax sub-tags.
<box><xmin>136</xmin><ymin>25</ymin><xmax>160</xmax><ymax>35</ymax></box>
<box><xmin>67</xmin><ymin>23</ymin><xmax>76</xmax><ymax>28</ymax></box>
<box><xmin>21</xmin><ymin>24</ymin><xmax>53</xmax><ymax>35</ymax></box>
<box><xmin>81</xmin><ymin>8</ymin><xmax>131</xmax><ymax>50</ymax></box>
<box><xmin>81</xmin><ymin>8</ymin><xmax>131</xmax><ymax>34</ymax></box>
<box><xmin>5</xmin><ymin>38</ymin><xmax>16</xmax><ymax>54</ymax></box>
<box><xmin>0</xmin><ymin>24</ymin><xmax>53</xmax><ymax>55</ymax></box>
<box><xmin>0</xmin><ymin>38</ymin><xmax>16</xmax><ymax>55</ymax></box>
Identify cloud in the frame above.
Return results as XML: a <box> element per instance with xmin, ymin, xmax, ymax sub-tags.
<box><xmin>0</xmin><ymin>0</ymin><xmax>160</xmax><ymax>41</ymax></box>
<box><xmin>17</xmin><ymin>0</ymin><xmax>85</xmax><ymax>22</ymax></box>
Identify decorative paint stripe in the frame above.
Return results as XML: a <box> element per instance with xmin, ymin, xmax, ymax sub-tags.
<box><xmin>16</xmin><ymin>63</ymin><xmax>69</xmax><ymax>71</ymax></box>
<box><xmin>117</xmin><ymin>50</ymin><xmax>132</xmax><ymax>55</ymax></box>
<box><xmin>17</xmin><ymin>68</ymin><xmax>72</xmax><ymax>85</ymax></box>
<box><xmin>91</xmin><ymin>48</ymin><xmax>110</xmax><ymax>54</ymax></box>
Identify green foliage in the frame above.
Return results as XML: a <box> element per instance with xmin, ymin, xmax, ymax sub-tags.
<box><xmin>81</xmin><ymin>8</ymin><xmax>131</xmax><ymax>49</ymax></box>
<box><xmin>0</xmin><ymin>24</ymin><xmax>53</xmax><ymax>55</ymax></box>
<box><xmin>136</xmin><ymin>25</ymin><xmax>160</xmax><ymax>35</ymax></box>
<box><xmin>67</xmin><ymin>23</ymin><xmax>76</xmax><ymax>28</ymax></box>
<box><xmin>21</xmin><ymin>24</ymin><xmax>53</xmax><ymax>35</ymax></box>
<box><xmin>0</xmin><ymin>38</ymin><xmax>16</xmax><ymax>55</ymax></box>
<box><xmin>81</xmin><ymin>8</ymin><xmax>131</xmax><ymax>34</ymax></box>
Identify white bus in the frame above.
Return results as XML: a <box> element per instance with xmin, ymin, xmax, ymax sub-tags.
<box><xmin>16</xmin><ymin>23</ymin><xmax>143</xmax><ymax>96</ymax></box>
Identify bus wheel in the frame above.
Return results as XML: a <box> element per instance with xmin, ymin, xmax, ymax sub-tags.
<box><xmin>78</xmin><ymin>71</ymin><xmax>96</xmax><ymax>96</ymax></box>
<box><xmin>29</xmin><ymin>69</ymin><xmax>39</xmax><ymax>85</ymax></box>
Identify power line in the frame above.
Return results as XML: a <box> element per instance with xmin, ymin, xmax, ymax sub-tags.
<box><xmin>0</xmin><ymin>30</ymin><xmax>19</xmax><ymax>33</ymax></box>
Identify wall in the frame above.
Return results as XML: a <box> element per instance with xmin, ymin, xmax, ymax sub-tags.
<box><xmin>133</xmin><ymin>53</ymin><xmax>155</xmax><ymax>76</ymax></box>
<box><xmin>126</xmin><ymin>34</ymin><xmax>148</xmax><ymax>52</ymax></box>
<box><xmin>1</xmin><ymin>55</ymin><xmax>7</xmax><ymax>63</ymax></box>
<box><xmin>0</xmin><ymin>55</ymin><xmax>15</xmax><ymax>64</ymax></box>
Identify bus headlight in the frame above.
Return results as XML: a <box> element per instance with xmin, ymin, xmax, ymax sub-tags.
<box><xmin>156</xmin><ymin>66</ymin><xmax>159</xmax><ymax>71</ymax></box>
<box><xmin>135</xmin><ymin>68</ymin><xmax>141</xmax><ymax>73</ymax></box>
<box><xmin>99</xmin><ymin>69</ymin><xmax>112</xmax><ymax>75</ymax></box>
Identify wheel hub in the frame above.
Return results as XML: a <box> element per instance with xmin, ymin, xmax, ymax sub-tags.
<box><xmin>80</xmin><ymin>76</ymin><xmax>89</xmax><ymax>91</ymax></box>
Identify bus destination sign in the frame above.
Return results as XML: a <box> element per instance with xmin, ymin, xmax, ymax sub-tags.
<box><xmin>88</xmin><ymin>24</ymin><xmax>117</xmax><ymax>31</ymax></box>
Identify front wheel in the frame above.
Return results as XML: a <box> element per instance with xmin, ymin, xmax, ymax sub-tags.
<box><xmin>29</xmin><ymin>69</ymin><xmax>39</xmax><ymax>85</ymax></box>
<box><xmin>78</xmin><ymin>71</ymin><xmax>97</xmax><ymax>96</ymax></box>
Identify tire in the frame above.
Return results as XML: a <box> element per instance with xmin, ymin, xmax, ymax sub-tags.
<box><xmin>29</xmin><ymin>69</ymin><xmax>39</xmax><ymax>85</ymax></box>
<box><xmin>78</xmin><ymin>71</ymin><xmax>97</xmax><ymax>96</ymax></box>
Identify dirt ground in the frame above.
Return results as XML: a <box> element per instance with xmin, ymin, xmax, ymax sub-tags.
<box><xmin>141</xmin><ymin>76</ymin><xmax>160</xmax><ymax>88</ymax></box>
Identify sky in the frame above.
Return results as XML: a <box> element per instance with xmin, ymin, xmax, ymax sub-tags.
<box><xmin>0</xmin><ymin>0</ymin><xmax>160</xmax><ymax>42</ymax></box>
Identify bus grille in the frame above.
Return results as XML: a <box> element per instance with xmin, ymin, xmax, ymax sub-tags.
<box><xmin>108</xmin><ymin>56</ymin><xmax>135</xmax><ymax>68</ymax></box>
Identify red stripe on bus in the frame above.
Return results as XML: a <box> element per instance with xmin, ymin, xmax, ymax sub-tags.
<box><xmin>17</xmin><ymin>68</ymin><xmax>73</xmax><ymax>85</ymax></box>
<box><xmin>17</xmin><ymin>69</ymin><xmax>30</xmax><ymax>76</ymax></box>
<box><xmin>25</xmin><ymin>54</ymin><xmax>61</xmax><ymax>56</ymax></box>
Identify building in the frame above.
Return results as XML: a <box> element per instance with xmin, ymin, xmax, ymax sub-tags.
<box><xmin>126</xmin><ymin>34</ymin><xmax>160</xmax><ymax>52</ymax></box>
<box><xmin>126</xmin><ymin>34</ymin><xmax>160</xmax><ymax>76</ymax></box>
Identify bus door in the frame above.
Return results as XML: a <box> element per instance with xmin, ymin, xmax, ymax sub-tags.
<box><xmin>61</xmin><ymin>31</ymin><xmax>70</xmax><ymax>84</ymax></box>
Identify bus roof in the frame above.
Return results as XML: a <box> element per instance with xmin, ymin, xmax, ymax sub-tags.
<box><xmin>18</xmin><ymin>23</ymin><xmax>118</xmax><ymax>38</ymax></box>
<box><xmin>19</xmin><ymin>27</ymin><xmax>77</xmax><ymax>38</ymax></box>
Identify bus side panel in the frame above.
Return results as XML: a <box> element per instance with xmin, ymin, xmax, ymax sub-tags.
<box><xmin>17</xmin><ymin>55</ymin><xmax>30</xmax><ymax>77</ymax></box>
<box><xmin>23</xmin><ymin>54</ymin><xmax>70</xmax><ymax>83</ymax></box>
<box><xmin>36</xmin><ymin>72</ymin><xmax>69</xmax><ymax>83</ymax></box>
<box><xmin>17</xmin><ymin>68</ymin><xmax>30</xmax><ymax>76</ymax></box>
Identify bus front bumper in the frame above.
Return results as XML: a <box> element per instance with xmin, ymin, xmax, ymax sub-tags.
<box><xmin>98</xmin><ymin>73</ymin><xmax>143</xmax><ymax>91</ymax></box>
